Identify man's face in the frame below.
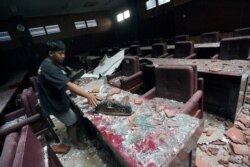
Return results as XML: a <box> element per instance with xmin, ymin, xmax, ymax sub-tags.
<box><xmin>49</xmin><ymin>50</ymin><xmax>65</xmax><ymax>63</ymax></box>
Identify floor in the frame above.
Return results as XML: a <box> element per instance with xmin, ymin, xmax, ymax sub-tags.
<box><xmin>49</xmin><ymin>116</ymin><xmax>108</xmax><ymax>167</ymax></box>
<box><xmin>49</xmin><ymin>83</ymin><xmax>250</xmax><ymax>167</ymax></box>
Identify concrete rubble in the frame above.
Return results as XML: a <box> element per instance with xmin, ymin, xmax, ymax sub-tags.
<box><xmin>196</xmin><ymin>81</ymin><xmax>250</xmax><ymax>167</ymax></box>
<box><xmin>49</xmin><ymin>74</ymin><xmax>250</xmax><ymax>167</ymax></box>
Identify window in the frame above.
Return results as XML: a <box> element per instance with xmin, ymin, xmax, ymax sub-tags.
<box><xmin>0</xmin><ymin>31</ymin><xmax>12</xmax><ymax>42</ymax></box>
<box><xmin>74</xmin><ymin>21</ymin><xmax>87</xmax><ymax>29</ymax></box>
<box><xmin>86</xmin><ymin>20</ymin><xmax>97</xmax><ymax>27</ymax></box>
<box><xmin>146</xmin><ymin>0</ymin><xmax>170</xmax><ymax>10</ymax></box>
<box><xmin>117</xmin><ymin>13</ymin><xmax>124</xmax><ymax>22</ymax></box>
<box><xmin>124</xmin><ymin>10</ymin><xmax>130</xmax><ymax>19</ymax></box>
<box><xmin>29</xmin><ymin>27</ymin><xmax>46</xmax><ymax>37</ymax></box>
<box><xmin>158</xmin><ymin>0</ymin><xmax>171</xmax><ymax>5</ymax></box>
<box><xmin>146</xmin><ymin>0</ymin><xmax>156</xmax><ymax>10</ymax></box>
<box><xmin>116</xmin><ymin>9</ymin><xmax>130</xmax><ymax>22</ymax></box>
<box><xmin>45</xmin><ymin>25</ymin><xmax>60</xmax><ymax>34</ymax></box>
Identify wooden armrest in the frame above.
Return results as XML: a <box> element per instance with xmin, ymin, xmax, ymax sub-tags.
<box><xmin>119</xmin><ymin>71</ymin><xmax>144</xmax><ymax>92</ymax></box>
<box><xmin>121</xmin><ymin>71</ymin><xmax>143</xmax><ymax>84</ymax></box>
<box><xmin>181</xmin><ymin>90</ymin><xmax>203</xmax><ymax>118</ymax></box>
<box><xmin>198</xmin><ymin>78</ymin><xmax>204</xmax><ymax>91</ymax></box>
<box><xmin>141</xmin><ymin>87</ymin><xmax>156</xmax><ymax>99</ymax></box>
<box><xmin>0</xmin><ymin>114</ymin><xmax>41</xmax><ymax>136</ymax></box>
<box><xmin>211</xmin><ymin>54</ymin><xmax>219</xmax><ymax>59</ymax></box>
<box><xmin>107</xmin><ymin>71</ymin><xmax>122</xmax><ymax>81</ymax></box>
<box><xmin>185</xmin><ymin>53</ymin><xmax>196</xmax><ymax>59</ymax></box>
<box><xmin>158</xmin><ymin>53</ymin><xmax>170</xmax><ymax>58</ymax></box>
<box><xmin>166</xmin><ymin>54</ymin><xmax>174</xmax><ymax>58</ymax></box>
<box><xmin>144</xmin><ymin>54</ymin><xmax>152</xmax><ymax>58</ymax></box>
<box><xmin>4</xmin><ymin>108</ymin><xmax>25</xmax><ymax>121</ymax></box>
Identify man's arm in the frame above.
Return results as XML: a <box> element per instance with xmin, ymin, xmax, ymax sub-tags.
<box><xmin>66</xmin><ymin>82</ymin><xmax>97</xmax><ymax>107</ymax></box>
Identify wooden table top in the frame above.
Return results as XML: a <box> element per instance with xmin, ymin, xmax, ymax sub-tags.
<box><xmin>143</xmin><ymin>58</ymin><xmax>250</xmax><ymax>76</ymax></box>
<box><xmin>70</xmin><ymin>80</ymin><xmax>204</xmax><ymax>166</ymax></box>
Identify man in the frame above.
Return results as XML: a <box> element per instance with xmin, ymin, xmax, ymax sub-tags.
<box><xmin>38</xmin><ymin>40</ymin><xmax>97</xmax><ymax>149</ymax></box>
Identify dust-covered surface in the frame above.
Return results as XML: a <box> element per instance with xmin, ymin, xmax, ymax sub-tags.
<box><xmin>49</xmin><ymin>76</ymin><xmax>250</xmax><ymax>167</ymax></box>
<box><xmin>49</xmin><ymin>116</ymin><xmax>119</xmax><ymax>167</ymax></box>
<box><xmin>69</xmin><ymin>81</ymin><xmax>202</xmax><ymax>166</ymax></box>
<box><xmin>146</xmin><ymin>58</ymin><xmax>250</xmax><ymax>75</ymax></box>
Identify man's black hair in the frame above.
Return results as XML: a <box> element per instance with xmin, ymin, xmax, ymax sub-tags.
<box><xmin>46</xmin><ymin>40</ymin><xmax>65</xmax><ymax>52</ymax></box>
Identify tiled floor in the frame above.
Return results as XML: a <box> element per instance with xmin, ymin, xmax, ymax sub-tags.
<box><xmin>50</xmin><ymin>84</ymin><xmax>250</xmax><ymax>167</ymax></box>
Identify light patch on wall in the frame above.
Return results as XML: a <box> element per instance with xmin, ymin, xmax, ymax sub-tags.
<box><xmin>117</xmin><ymin>9</ymin><xmax>130</xmax><ymax>22</ymax></box>
<box><xmin>74</xmin><ymin>21</ymin><xmax>87</xmax><ymax>29</ymax></box>
<box><xmin>146</xmin><ymin>0</ymin><xmax>156</xmax><ymax>10</ymax></box>
<box><xmin>45</xmin><ymin>25</ymin><xmax>61</xmax><ymax>34</ymax></box>
<box><xmin>158</xmin><ymin>0</ymin><xmax>171</xmax><ymax>6</ymax></box>
<box><xmin>86</xmin><ymin>19</ymin><xmax>97</xmax><ymax>27</ymax></box>
<box><xmin>0</xmin><ymin>31</ymin><xmax>12</xmax><ymax>42</ymax></box>
<box><xmin>124</xmin><ymin>10</ymin><xmax>130</xmax><ymax>19</ymax></box>
<box><xmin>117</xmin><ymin>13</ymin><xmax>124</xmax><ymax>22</ymax></box>
<box><xmin>29</xmin><ymin>27</ymin><xmax>46</xmax><ymax>37</ymax></box>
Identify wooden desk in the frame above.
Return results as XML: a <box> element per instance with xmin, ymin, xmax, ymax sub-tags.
<box><xmin>195</xmin><ymin>42</ymin><xmax>220</xmax><ymax>59</ymax></box>
<box><xmin>0</xmin><ymin>71</ymin><xmax>28</xmax><ymax>91</ymax></box>
<box><xmin>142</xmin><ymin>58</ymin><xmax>250</xmax><ymax>121</ymax></box>
<box><xmin>123</xmin><ymin>42</ymin><xmax>220</xmax><ymax>57</ymax></box>
<box><xmin>0</xmin><ymin>88</ymin><xmax>17</xmax><ymax>115</ymax></box>
<box><xmin>194</xmin><ymin>42</ymin><xmax>220</xmax><ymax>48</ymax></box>
<box><xmin>0</xmin><ymin>70</ymin><xmax>28</xmax><ymax>115</ymax></box>
<box><xmin>138</xmin><ymin>42</ymin><xmax>220</xmax><ymax>50</ymax></box>
<box><xmin>70</xmin><ymin>81</ymin><xmax>204</xmax><ymax>166</ymax></box>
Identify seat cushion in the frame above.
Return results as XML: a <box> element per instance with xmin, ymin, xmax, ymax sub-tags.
<box><xmin>121</xmin><ymin>56</ymin><xmax>139</xmax><ymax>76</ymax></box>
<box><xmin>13</xmin><ymin>125</ymin><xmax>45</xmax><ymax>167</ymax></box>
<box><xmin>219</xmin><ymin>36</ymin><xmax>250</xmax><ymax>60</ymax></box>
<box><xmin>201</xmin><ymin>32</ymin><xmax>219</xmax><ymax>43</ymax></box>
<box><xmin>174</xmin><ymin>41</ymin><xmax>194</xmax><ymax>58</ymax></box>
<box><xmin>129</xmin><ymin>45</ymin><xmax>142</xmax><ymax>56</ymax></box>
<box><xmin>152</xmin><ymin>43</ymin><xmax>167</xmax><ymax>57</ymax></box>
<box><xmin>234</xmin><ymin>27</ymin><xmax>250</xmax><ymax>37</ymax></box>
<box><xmin>0</xmin><ymin>132</ymin><xmax>19</xmax><ymax>167</ymax></box>
<box><xmin>175</xmin><ymin>35</ymin><xmax>189</xmax><ymax>42</ymax></box>
<box><xmin>155</xmin><ymin>66</ymin><xmax>194</xmax><ymax>103</ymax></box>
<box><xmin>0</xmin><ymin>115</ymin><xmax>27</xmax><ymax>131</ymax></box>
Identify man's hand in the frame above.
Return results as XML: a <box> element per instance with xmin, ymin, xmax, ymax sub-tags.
<box><xmin>67</xmin><ymin>82</ymin><xmax>97</xmax><ymax>107</ymax></box>
<box><xmin>86</xmin><ymin>93</ymin><xmax>97</xmax><ymax>107</ymax></box>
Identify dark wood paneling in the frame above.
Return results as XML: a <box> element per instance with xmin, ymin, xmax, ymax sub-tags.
<box><xmin>138</xmin><ymin>12</ymin><xmax>175</xmax><ymax>42</ymax></box>
<box><xmin>174</xmin><ymin>0</ymin><xmax>250</xmax><ymax>34</ymax></box>
<box><xmin>0</xmin><ymin>11</ymin><xmax>113</xmax><ymax>50</ymax></box>
<box><xmin>137</xmin><ymin>0</ymin><xmax>173</xmax><ymax>20</ymax></box>
<box><xmin>1</xmin><ymin>0</ymin><xmax>250</xmax><ymax>75</ymax></box>
<box><xmin>136</xmin><ymin>0</ymin><xmax>250</xmax><ymax>38</ymax></box>
<box><xmin>0</xmin><ymin>11</ymin><xmax>115</xmax><ymax>75</ymax></box>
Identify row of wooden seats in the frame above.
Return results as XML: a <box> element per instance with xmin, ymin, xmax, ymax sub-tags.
<box><xmin>95</xmin><ymin>27</ymin><xmax>250</xmax><ymax>58</ymax></box>
<box><xmin>127</xmin><ymin>35</ymin><xmax>250</xmax><ymax>60</ymax></box>
<box><xmin>106</xmin><ymin>55</ymin><xmax>203</xmax><ymax>119</ymax></box>
<box><xmin>141</xmin><ymin>65</ymin><xmax>203</xmax><ymax>118</ymax></box>
<box><xmin>0</xmin><ymin>125</ymin><xmax>62</xmax><ymax>167</ymax></box>
<box><xmin>168</xmin><ymin>27</ymin><xmax>250</xmax><ymax>43</ymax></box>
<box><xmin>0</xmin><ymin>86</ymin><xmax>59</xmax><ymax>151</ymax></box>
<box><xmin>125</xmin><ymin>27</ymin><xmax>249</xmax><ymax>47</ymax></box>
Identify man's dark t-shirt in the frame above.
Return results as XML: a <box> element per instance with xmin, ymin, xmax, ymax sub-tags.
<box><xmin>38</xmin><ymin>58</ymin><xmax>70</xmax><ymax>116</ymax></box>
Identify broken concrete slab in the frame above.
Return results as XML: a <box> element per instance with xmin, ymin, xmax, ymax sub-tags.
<box><xmin>225</xmin><ymin>127</ymin><xmax>246</xmax><ymax>144</ymax></box>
